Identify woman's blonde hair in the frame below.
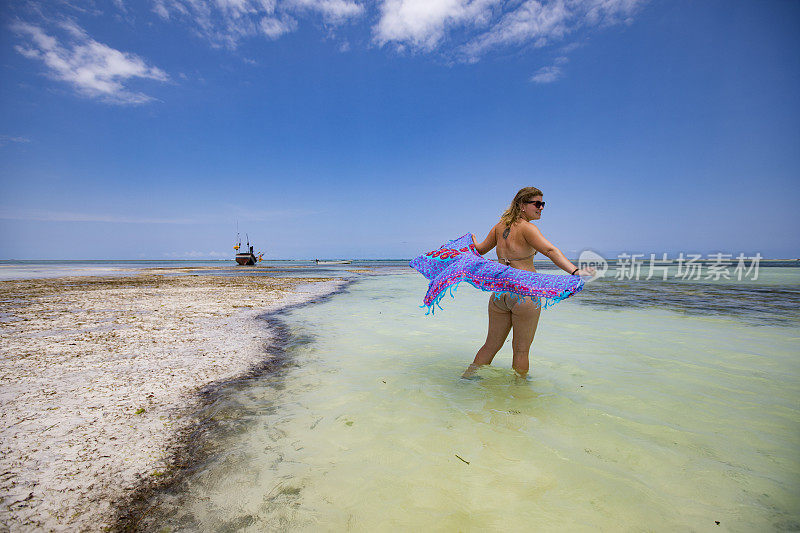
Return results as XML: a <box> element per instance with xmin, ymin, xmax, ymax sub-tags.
<box><xmin>500</xmin><ymin>187</ymin><xmax>543</xmax><ymax>226</ymax></box>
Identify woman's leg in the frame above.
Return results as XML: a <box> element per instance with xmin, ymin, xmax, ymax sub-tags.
<box><xmin>463</xmin><ymin>297</ymin><xmax>512</xmax><ymax>377</ymax></box>
<box><xmin>510</xmin><ymin>299</ymin><xmax>541</xmax><ymax>376</ymax></box>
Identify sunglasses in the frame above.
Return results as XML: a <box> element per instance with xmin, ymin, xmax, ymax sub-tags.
<box><xmin>524</xmin><ymin>200</ymin><xmax>545</xmax><ymax>208</ymax></box>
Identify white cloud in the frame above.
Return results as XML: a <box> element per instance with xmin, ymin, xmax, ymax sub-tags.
<box><xmin>152</xmin><ymin>1</ymin><xmax>174</xmax><ymax>19</ymax></box>
<box><xmin>460</xmin><ymin>0</ymin><xmax>571</xmax><ymax>59</ymax></box>
<box><xmin>373</xmin><ymin>0</ymin><xmax>642</xmax><ymax>60</ymax></box>
<box><xmin>11</xmin><ymin>0</ymin><xmax>643</xmax><ymax>96</ymax></box>
<box><xmin>134</xmin><ymin>0</ymin><xmax>641</xmax><ymax>65</ymax></box>
<box><xmin>216</xmin><ymin>0</ymin><xmax>276</xmax><ymax>17</ymax></box>
<box><xmin>288</xmin><ymin>0</ymin><xmax>365</xmax><ymax>23</ymax></box>
<box><xmin>530</xmin><ymin>54</ymin><xmax>567</xmax><ymax>83</ymax></box>
<box><xmin>374</xmin><ymin>0</ymin><xmax>500</xmax><ymax>51</ymax></box>
<box><xmin>12</xmin><ymin>21</ymin><xmax>168</xmax><ymax>104</ymax></box>
<box><xmin>260</xmin><ymin>16</ymin><xmax>297</xmax><ymax>39</ymax></box>
<box><xmin>467</xmin><ymin>0</ymin><xmax>640</xmax><ymax>59</ymax></box>
<box><xmin>153</xmin><ymin>0</ymin><xmax>363</xmax><ymax>48</ymax></box>
<box><xmin>0</xmin><ymin>136</ymin><xmax>32</xmax><ymax>146</ymax></box>
<box><xmin>583</xmin><ymin>0</ymin><xmax>639</xmax><ymax>26</ymax></box>
<box><xmin>530</xmin><ymin>64</ymin><xmax>562</xmax><ymax>83</ymax></box>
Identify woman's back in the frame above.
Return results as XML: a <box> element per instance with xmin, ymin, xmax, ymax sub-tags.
<box><xmin>493</xmin><ymin>221</ymin><xmax>536</xmax><ymax>272</ymax></box>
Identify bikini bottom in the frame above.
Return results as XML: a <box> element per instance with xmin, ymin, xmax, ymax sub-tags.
<box><xmin>490</xmin><ymin>292</ymin><xmax>520</xmax><ymax>312</ymax></box>
<box><xmin>490</xmin><ymin>293</ymin><xmax>541</xmax><ymax>312</ymax></box>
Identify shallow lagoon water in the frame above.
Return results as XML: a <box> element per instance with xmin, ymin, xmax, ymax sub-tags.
<box><xmin>0</xmin><ymin>260</ymin><xmax>408</xmax><ymax>281</ymax></box>
<box><xmin>140</xmin><ymin>269</ymin><xmax>800</xmax><ymax>531</ymax></box>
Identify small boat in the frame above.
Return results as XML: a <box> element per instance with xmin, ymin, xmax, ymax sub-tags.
<box><xmin>315</xmin><ymin>259</ymin><xmax>351</xmax><ymax>265</ymax></box>
<box><xmin>234</xmin><ymin>233</ymin><xmax>263</xmax><ymax>266</ymax></box>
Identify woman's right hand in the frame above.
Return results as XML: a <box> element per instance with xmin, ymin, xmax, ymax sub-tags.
<box><xmin>576</xmin><ymin>267</ymin><xmax>596</xmax><ymax>277</ymax></box>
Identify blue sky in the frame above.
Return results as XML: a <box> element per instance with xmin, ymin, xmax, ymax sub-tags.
<box><xmin>1</xmin><ymin>0</ymin><xmax>798</xmax><ymax>259</ymax></box>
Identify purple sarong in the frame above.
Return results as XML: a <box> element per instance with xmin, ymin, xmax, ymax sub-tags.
<box><xmin>409</xmin><ymin>234</ymin><xmax>584</xmax><ymax>314</ymax></box>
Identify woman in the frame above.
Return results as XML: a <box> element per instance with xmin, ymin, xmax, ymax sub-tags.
<box><xmin>463</xmin><ymin>187</ymin><xmax>594</xmax><ymax>378</ymax></box>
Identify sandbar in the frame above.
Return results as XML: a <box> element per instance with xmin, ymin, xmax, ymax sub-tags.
<box><xmin>0</xmin><ymin>270</ymin><xmax>344</xmax><ymax>531</ymax></box>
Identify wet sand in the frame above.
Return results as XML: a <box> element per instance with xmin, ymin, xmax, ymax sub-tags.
<box><xmin>0</xmin><ymin>270</ymin><xmax>344</xmax><ymax>531</ymax></box>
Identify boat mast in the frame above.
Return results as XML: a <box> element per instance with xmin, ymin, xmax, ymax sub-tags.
<box><xmin>234</xmin><ymin>220</ymin><xmax>242</xmax><ymax>251</ymax></box>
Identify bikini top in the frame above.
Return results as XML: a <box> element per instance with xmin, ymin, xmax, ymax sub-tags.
<box><xmin>498</xmin><ymin>252</ymin><xmax>536</xmax><ymax>265</ymax></box>
<box><xmin>498</xmin><ymin>225</ymin><xmax>536</xmax><ymax>265</ymax></box>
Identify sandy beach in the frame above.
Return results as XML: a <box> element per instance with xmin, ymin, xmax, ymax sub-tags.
<box><xmin>0</xmin><ymin>269</ymin><xmax>344</xmax><ymax>531</ymax></box>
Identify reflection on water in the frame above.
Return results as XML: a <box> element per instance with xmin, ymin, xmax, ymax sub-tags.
<box><xmin>135</xmin><ymin>270</ymin><xmax>800</xmax><ymax>531</ymax></box>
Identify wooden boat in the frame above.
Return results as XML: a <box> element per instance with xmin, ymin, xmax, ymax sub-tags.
<box><xmin>236</xmin><ymin>246</ymin><xmax>257</xmax><ymax>265</ymax></box>
<box><xmin>234</xmin><ymin>233</ymin><xmax>263</xmax><ymax>266</ymax></box>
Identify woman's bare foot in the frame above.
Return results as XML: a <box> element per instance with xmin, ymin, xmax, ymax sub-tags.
<box><xmin>461</xmin><ymin>363</ymin><xmax>483</xmax><ymax>379</ymax></box>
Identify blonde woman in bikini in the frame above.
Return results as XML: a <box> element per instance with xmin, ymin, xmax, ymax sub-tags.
<box><xmin>463</xmin><ymin>187</ymin><xmax>594</xmax><ymax>378</ymax></box>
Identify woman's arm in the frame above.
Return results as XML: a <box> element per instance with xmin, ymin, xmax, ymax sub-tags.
<box><xmin>472</xmin><ymin>226</ymin><xmax>497</xmax><ymax>255</ymax></box>
<box><xmin>523</xmin><ymin>224</ymin><xmax>588</xmax><ymax>275</ymax></box>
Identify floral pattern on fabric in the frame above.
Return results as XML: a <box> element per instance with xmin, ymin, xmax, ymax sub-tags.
<box><xmin>409</xmin><ymin>233</ymin><xmax>584</xmax><ymax>314</ymax></box>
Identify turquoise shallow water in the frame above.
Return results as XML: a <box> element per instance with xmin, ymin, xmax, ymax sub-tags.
<box><xmin>139</xmin><ymin>268</ymin><xmax>800</xmax><ymax>532</ymax></box>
